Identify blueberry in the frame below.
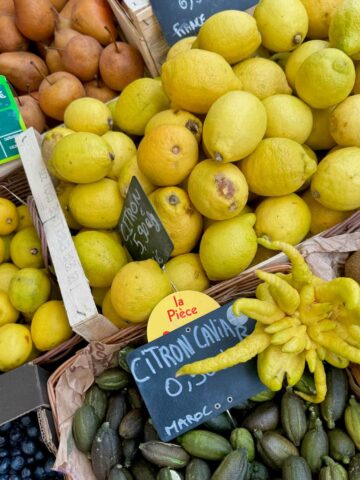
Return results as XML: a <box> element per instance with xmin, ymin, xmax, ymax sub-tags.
<box><xmin>19</xmin><ymin>417</ymin><xmax>32</xmax><ymax>428</ymax></box>
<box><xmin>33</xmin><ymin>466</ymin><xmax>45</xmax><ymax>479</ymax></box>
<box><xmin>34</xmin><ymin>451</ymin><xmax>45</xmax><ymax>462</ymax></box>
<box><xmin>44</xmin><ymin>457</ymin><xmax>54</xmax><ymax>473</ymax></box>
<box><xmin>26</xmin><ymin>456</ymin><xmax>34</xmax><ymax>466</ymax></box>
<box><xmin>0</xmin><ymin>457</ymin><xmax>10</xmax><ymax>474</ymax></box>
<box><xmin>0</xmin><ymin>423</ymin><xmax>12</xmax><ymax>433</ymax></box>
<box><xmin>0</xmin><ymin>450</ymin><xmax>8</xmax><ymax>459</ymax></box>
<box><xmin>21</xmin><ymin>467</ymin><xmax>32</xmax><ymax>478</ymax></box>
<box><xmin>11</xmin><ymin>448</ymin><xmax>21</xmax><ymax>457</ymax></box>
<box><xmin>9</xmin><ymin>428</ymin><xmax>22</xmax><ymax>445</ymax></box>
<box><xmin>8</xmin><ymin>475</ymin><xmax>21</xmax><ymax>480</ymax></box>
<box><xmin>11</xmin><ymin>456</ymin><xmax>25</xmax><ymax>472</ymax></box>
<box><xmin>26</xmin><ymin>426</ymin><xmax>39</xmax><ymax>439</ymax></box>
<box><xmin>0</xmin><ymin>475</ymin><xmax>8</xmax><ymax>480</ymax></box>
<box><xmin>0</xmin><ymin>437</ymin><xmax>5</xmax><ymax>448</ymax></box>
<box><xmin>21</xmin><ymin>441</ymin><xmax>36</xmax><ymax>456</ymax></box>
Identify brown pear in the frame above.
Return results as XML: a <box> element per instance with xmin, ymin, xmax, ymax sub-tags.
<box><xmin>0</xmin><ymin>0</ymin><xmax>14</xmax><ymax>15</ymax></box>
<box><xmin>16</xmin><ymin>94</ymin><xmax>46</xmax><ymax>133</ymax></box>
<box><xmin>45</xmin><ymin>45</ymin><xmax>66</xmax><ymax>73</ymax></box>
<box><xmin>0</xmin><ymin>52</ymin><xmax>48</xmax><ymax>91</ymax></box>
<box><xmin>0</xmin><ymin>14</ymin><xmax>28</xmax><ymax>52</ymax></box>
<box><xmin>60</xmin><ymin>0</ymin><xmax>78</xmax><ymax>19</ymax></box>
<box><xmin>84</xmin><ymin>77</ymin><xmax>117</xmax><ymax>102</ymax></box>
<box><xmin>62</xmin><ymin>34</ymin><xmax>102</xmax><ymax>81</ymax></box>
<box><xmin>39</xmin><ymin>71</ymin><xmax>85</xmax><ymax>120</ymax></box>
<box><xmin>71</xmin><ymin>0</ymin><xmax>117</xmax><ymax>45</ymax></box>
<box><xmin>14</xmin><ymin>0</ymin><xmax>56</xmax><ymax>41</ymax></box>
<box><xmin>99</xmin><ymin>42</ymin><xmax>144</xmax><ymax>91</ymax></box>
<box><xmin>54</xmin><ymin>17</ymin><xmax>81</xmax><ymax>49</ymax></box>
<box><xmin>50</xmin><ymin>0</ymin><xmax>68</xmax><ymax>11</ymax></box>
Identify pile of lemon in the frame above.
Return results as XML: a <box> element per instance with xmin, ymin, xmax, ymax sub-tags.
<box><xmin>42</xmin><ymin>0</ymin><xmax>360</xmax><ymax>329</ymax></box>
<box><xmin>0</xmin><ymin>198</ymin><xmax>72</xmax><ymax>372</ymax></box>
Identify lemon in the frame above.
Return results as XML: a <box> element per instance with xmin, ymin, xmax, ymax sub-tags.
<box><xmin>102</xmin><ymin>131</ymin><xmax>137</xmax><ymax>180</ymax></box>
<box><xmin>0</xmin><ymin>290</ymin><xmax>19</xmax><ymax>326</ymax></box>
<box><xmin>69</xmin><ymin>178</ymin><xmax>123</xmax><ymax>229</ymax></box>
<box><xmin>188</xmin><ymin>160</ymin><xmax>248</xmax><ymax>220</ymax></box>
<box><xmin>0</xmin><ymin>237</ymin><xmax>5</xmax><ymax>263</ymax></box>
<box><xmin>73</xmin><ymin>231</ymin><xmax>127</xmax><ymax>288</ymax></box>
<box><xmin>145</xmin><ymin>109</ymin><xmax>203</xmax><ymax>143</ymax></box>
<box><xmin>118</xmin><ymin>156</ymin><xmax>156</xmax><ymax>199</ymax></box>
<box><xmin>138</xmin><ymin>125</ymin><xmax>198</xmax><ymax>186</ymax></box>
<box><xmin>354</xmin><ymin>63</ymin><xmax>360</xmax><ymax>94</ymax></box>
<box><xmin>0</xmin><ymin>198</ymin><xmax>18</xmax><ymax>235</ymax></box>
<box><xmin>150</xmin><ymin>187</ymin><xmax>203</xmax><ymax>256</ymax></box>
<box><xmin>166</xmin><ymin>36</ymin><xmax>196</xmax><ymax>61</ymax></box>
<box><xmin>255</xmin><ymin>194</ymin><xmax>311</xmax><ymax>245</ymax></box>
<box><xmin>161</xmin><ymin>49</ymin><xmax>242</xmax><ymax>114</ymax></box>
<box><xmin>298</xmin><ymin>145</ymin><xmax>318</xmax><ymax>191</ymax></box>
<box><xmin>306</xmin><ymin>106</ymin><xmax>337</xmax><ymax>150</ymax></box>
<box><xmin>41</xmin><ymin>126</ymin><xmax>74</xmax><ymax>167</ymax></box>
<box><xmin>114</xmin><ymin>78</ymin><xmax>170</xmax><ymax>136</ymax></box>
<box><xmin>10</xmin><ymin>227</ymin><xmax>44</xmax><ymax>269</ymax></box>
<box><xmin>0</xmin><ymin>263</ymin><xmax>19</xmax><ymax>293</ymax></box>
<box><xmin>199</xmin><ymin>213</ymin><xmax>258</xmax><ymax>281</ymax></box>
<box><xmin>31</xmin><ymin>300</ymin><xmax>72</xmax><ymax>351</ymax></box>
<box><xmin>302</xmin><ymin>189</ymin><xmax>354</xmax><ymax>234</ymax></box>
<box><xmin>203</xmin><ymin>205</ymin><xmax>253</xmax><ymax>230</ymax></box>
<box><xmin>92</xmin><ymin>286</ymin><xmax>108</xmax><ymax>307</ymax></box>
<box><xmin>329</xmin><ymin>0</ymin><xmax>360</xmax><ymax>58</ymax></box>
<box><xmin>16</xmin><ymin>204</ymin><xmax>33</xmax><ymax>231</ymax></box>
<box><xmin>233</xmin><ymin>58</ymin><xmax>292</xmax><ymax>100</ymax></box>
<box><xmin>285</xmin><ymin>40</ymin><xmax>330</xmax><ymax>90</ymax></box>
<box><xmin>240</xmin><ymin>138</ymin><xmax>317</xmax><ymax>196</ymax></box>
<box><xmin>254</xmin><ymin>0</ymin><xmax>308</xmax><ymax>52</ymax></box>
<box><xmin>64</xmin><ymin>97</ymin><xmax>113</xmax><ymax>135</ymax></box>
<box><xmin>329</xmin><ymin>95</ymin><xmax>360</xmax><ymax>147</ymax></box>
<box><xmin>300</xmin><ymin>0</ymin><xmax>343</xmax><ymax>39</ymax></box>
<box><xmin>197</xmin><ymin>10</ymin><xmax>261</xmax><ymax>64</ymax></box>
<box><xmin>295</xmin><ymin>48</ymin><xmax>355</xmax><ymax>109</ymax></box>
<box><xmin>102</xmin><ymin>290</ymin><xmax>131</xmax><ymax>329</ymax></box>
<box><xmin>56</xmin><ymin>182</ymin><xmax>81</xmax><ymax>230</ymax></box>
<box><xmin>164</xmin><ymin>253</ymin><xmax>209</xmax><ymax>292</ymax></box>
<box><xmin>311</xmin><ymin>147</ymin><xmax>360</xmax><ymax>211</ymax></box>
<box><xmin>51</xmin><ymin>132</ymin><xmax>113</xmax><ymax>183</ymax></box>
<box><xmin>0</xmin><ymin>324</ymin><xmax>32</xmax><ymax>371</ymax></box>
<box><xmin>2</xmin><ymin>234</ymin><xmax>13</xmax><ymax>262</ymax></box>
<box><xmin>110</xmin><ymin>259</ymin><xmax>173</xmax><ymax>323</ymax></box>
<box><xmin>263</xmin><ymin>94</ymin><xmax>313</xmax><ymax>144</ymax></box>
<box><xmin>9</xmin><ymin>268</ymin><xmax>51</xmax><ymax>314</ymax></box>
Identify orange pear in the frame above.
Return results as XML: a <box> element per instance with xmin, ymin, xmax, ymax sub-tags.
<box><xmin>16</xmin><ymin>95</ymin><xmax>46</xmax><ymax>133</ymax></box>
<box><xmin>62</xmin><ymin>34</ymin><xmax>102</xmax><ymax>81</ymax></box>
<box><xmin>0</xmin><ymin>52</ymin><xmax>48</xmax><ymax>91</ymax></box>
<box><xmin>84</xmin><ymin>77</ymin><xmax>117</xmax><ymax>102</ymax></box>
<box><xmin>0</xmin><ymin>14</ymin><xmax>28</xmax><ymax>52</ymax></box>
<box><xmin>14</xmin><ymin>0</ymin><xmax>56</xmax><ymax>41</ymax></box>
<box><xmin>71</xmin><ymin>0</ymin><xmax>117</xmax><ymax>45</ymax></box>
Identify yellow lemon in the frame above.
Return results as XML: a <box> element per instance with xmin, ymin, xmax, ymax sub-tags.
<box><xmin>298</xmin><ymin>145</ymin><xmax>318</xmax><ymax>191</ymax></box>
<box><xmin>10</xmin><ymin>227</ymin><xmax>44</xmax><ymax>269</ymax></box>
<box><xmin>0</xmin><ymin>323</ymin><xmax>32</xmax><ymax>371</ymax></box>
<box><xmin>41</xmin><ymin>126</ymin><xmax>74</xmax><ymax>167</ymax></box>
<box><xmin>295</xmin><ymin>48</ymin><xmax>355</xmax><ymax>109</ymax></box>
<box><xmin>92</xmin><ymin>286</ymin><xmax>108</xmax><ymax>307</ymax></box>
<box><xmin>354</xmin><ymin>63</ymin><xmax>360</xmax><ymax>94</ymax></box>
<box><xmin>197</xmin><ymin>10</ymin><xmax>261</xmax><ymax>64</ymax></box>
<box><xmin>188</xmin><ymin>160</ymin><xmax>248</xmax><ymax>221</ymax></box>
<box><xmin>102</xmin><ymin>131</ymin><xmax>137</xmax><ymax>180</ymax></box>
<box><xmin>306</xmin><ymin>106</ymin><xmax>337</xmax><ymax>150</ymax></box>
<box><xmin>138</xmin><ymin>125</ymin><xmax>199</xmax><ymax>186</ymax></box>
<box><xmin>254</xmin><ymin>194</ymin><xmax>311</xmax><ymax>245</ymax></box>
<box><xmin>254</xmin><ymin>0</ymin><xmax>308</xmax><ymax>52</ymax></box>
<box><xmin>329</xmin><ymin>95</ymin><xmax>360</xmax><ymax>147</ymax></box>
<box><xmin>0</xmin><ymin>198</ymin><xmax>18</xmax><ymax>235</ymax></box>
<box><xmin>69</xmin><ymin>178</ymin><xmax>123</xmax><ymax>229</ymax></box>
<box><xmin>64</xmin><ymin>97</ymin><xmax>113</xmax><ymax>135</ymax></box>
<box><xmin>0</xmin><ymin>290</ymin><xmax>19</xmax><ymax>326</ymax></box>
<box><xmin>311</xmin><ymin>147</ymin><xmax>360</xmax><ymax>210</ymax></box>
<box><xmin>202</xmin><ymin>91</ymin><xmax>267</xmax><ymax>163</ymax></box>
<box><xmin>263</xmin><ymin>94</ymin><xmax>313</xmax><ymax>144</ymax></box>
<box><xmin>233</xmin><ymin>58</ymin><xmax>292</xmax><ymax>100</ymax></box>
<box><xmin>199</xmin><ymin>213</ymin><xmax>258</xmax><ymax>281</ymax></box>
<box><xmin>285</xmin><ymin>40</ymin><xmax>330</xmax><ymax>90</ymax></box>
<box><xmin>110</xmin><ymin>259</ymin><xmax>173</xmax><ymax>323</ymax></box>
<box><xmin>56</xmin><ymin>182</ymin><xmax>82</xmax><ymax>230</ymax></box>
<box><xmin>166</xmin><ymin>36</ymin><xmax>197</xmax><ymax>61</ymax></box>
<box><xmin>145</xmin><ymin>109</ymin><xmax>203</xmax><ymax>143</ymax></box>
<box><xmin>118</xmin><ymin>156</ymin><xmax>156</xmax><ymax>199</ymax></box>
<box><xmin>16</xmin><ymin>204</ymin><xmax>33</xmax><ymax>231</ymax></box>
<box><xmin>0</xmin><ymin>263</ymin><xmax>19</xmax><ymax>293</ymax></box>
<box><xmin>102</xmin><ymin>290</ymin><xmax>131</xmax><ymax>329</ymax></box>
<box><xmin>51</xmin><ymin>132</ymin><xmax>113</xmax><ymax>183</ymax></box>
<box><xmin>114</xmin><ymin>78</ymin><xmax>170</xmax><ymax>136</ymax></box>
<box><xmin>1</xmin><ymin>234</ymin><xmax>12</xmax><ymax>262</ymax></box>
<box><xmin>31</xmin><ymin>300</ymin><xmax>72</xmax><ymax>351</ymax></box>
<box><xmin>8</xmin><ymin>268</ymin><xmax>51</xmax><ymax>314</ymax></box>
<box><xmin>161</xmin><ymin>49</ymin><xmax>242</xmax><ymax>114</ymax></box>
<box><xmin>164</xmin><ymin>253</ymin><xmax>210</xmax><ymax>292</ymax></box>
<box><xmin>0</xmin><ymin>237</ymin><xmax>4</xmax><ymax>263</ymax></box>
<box><xmin>73</xmin><ymin>230</ymin><xmax>127</xmax><ymax>288</ymax></box>
<box><xmin>23</xmin><ymin>325</ymin><xmax>40</xmax><ymax>362</ymax></box>
<box><xmin>329</xmin><ymin>0</ymin><xmax>360</xmax><ymax>58</ymax></box>
<box><xmin>300</xmin><ymin>0</ymin><xmax>343</xmax><ymax>39</ymax></box>
<box><xmin>203</xmin><ymin>205</ymin><xmax>253</xmax><ymax>230</ymax></box>
<box><xmin>302</xmin><ymin>189</ymin><xmax>354</xmax><ymax>234</ymax></box>
<box><xmin>150</xmin><ymin>187</ymin><xmax>203</xmax><ymax>257</ymax></box>
<box><xmin>240</xmin><ymin>138</ymin><xmax>317</xmax><ymax>196</ymax></box>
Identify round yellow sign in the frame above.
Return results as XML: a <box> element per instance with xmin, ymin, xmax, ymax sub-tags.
<box><xmin>147</xmin><ymin>290</ymin><xmax>220</xmax><ymax>341</ymax></box>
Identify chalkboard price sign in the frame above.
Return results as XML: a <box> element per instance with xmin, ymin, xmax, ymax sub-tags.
<box><xmin>150</xmin><ymin>0</ymin><xmax>259</xmax><ymax>45</ymax></box>
<box><xmin>118</xmin><ymin>177</ymin><xmax>174</xmax><ymax>265</ymax></box>
<box><xmin>127</xmin><ymin>301</ymin><xmax>265</xmax><ymax>441</ymax></box>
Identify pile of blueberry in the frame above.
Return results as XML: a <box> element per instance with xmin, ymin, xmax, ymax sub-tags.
<box><xmin>0</xmin><ymin>411</ymin><xmax>63</xmax><ymax>479</ymax></box>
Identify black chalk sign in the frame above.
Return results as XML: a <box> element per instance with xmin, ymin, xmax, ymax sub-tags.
<box><xmin>127</xmin><ymin>301</ymin><xmax>265</xmax><ymax>441</ymax></box>
<box><xmin>150</xmin><ymin>0</ymin><xmax>259</xmax><ymax>45</ymax></box>
<box><xmin>118</xmin><ymin>177</ymin><xmax>173</xmax><ymax>265</ymax></box>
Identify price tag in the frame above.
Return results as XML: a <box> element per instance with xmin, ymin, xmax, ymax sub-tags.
<box><xmin>150</xmin><ymin>0</ymin><xmax>258</xmax><ymax>45</ymax></box>
<box><xmin>0</xmin><ymin>76</ymin><xmax>26</xmax><ymax>165</ymax></box>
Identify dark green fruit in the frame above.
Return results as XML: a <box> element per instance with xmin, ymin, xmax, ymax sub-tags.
<box><xmin>185</xmin><ymin>458</ymin><xmax>211</xmax><ymax>480</ymax></box>
<box><xmin>349</xmin><ymin>453</ymin><xmax>360</xmax><ymax>480</ymax></box>
<box><xmin>178</xmin><ymin>430</ymin><xmax>232</xmax><ymax>461</ymax></box>
<box><xmin>72</xmin><ymin>405</ymin><xmax>100</xmax><ymax>454</ymax></box>
<box><xmin>118</xmin><ymin>346</ymin><xmax>134</xmax><ymax>372</ymax></box>
<box><xmin>281</xmin><ymin>390</ymin><xmax>307</xmax><ymax>447</ymax></box>
<box><xmin>230</xmin><ymin>428</ymin><xmax>255</xmax><ymax>461</ymax></box>
<box><xmin>108</xmin><ymin>464</ymin><xmax>134</xmax><ymax>480</ymax></box>
<box><xmin>321</xmin><ymin>367</ymin><xmax>348</xmax><ymax>429</ymax></box>
<box><xmin>106</xmin><ymin>391</ymin><xmax>127</xmax><ymax>430</ymax></box>
<box><xmin>211</xmin><ymin>448</ymin><xmax>250</xmax><ymax>480</ymax></box>
<box><xmin>95</xmin><ymin>368</ymin><xmax>130</xmax><ymax>391</ymax></box>
<box><xmin>139</xmin><ymin>441</ymin><xmax>190</xmax><ymax>469</ymax></box>
<box><xmin>254</xmin><ymin>430</ymin><xmax>299</xmax><ymax>471</ymax></box>
<box><xmin>282</xmin><ymin>455</ymin><xmax>311</xmax><ymax>480</ymax></box>
<box><xmin>242</xmin><ymin>401</ymin><xmax>279</xmax><ymax>432</ymax></box>
<box><xmin>328</xmin><ymin>428</ymin><xmax>355</xmax><ymax>464</ymax></box>
<box><xmin>131</xmin><ymin>458</ymin><xmax>157</xmax><ymax>480</ymax></box>
<box><xmin>84</xmin><ymin>384</ymin><xmax>108</xmax><ymax>423</ymax></box>
<box><xmin>300</xmin><ymin>418</ymin><xmax>328</xmax><ymax>474</ymax></box>
<box><xmin>202</xmin><ymin>412</ymin><xmax>235</xmax><ymax>432</ymax></box>
<box><xmin>319</xmin><ymin>456</ymin><xmax>348</xmax><ymax>480</ymax></box>
<box><xmin>91</xmin><ymin>422</ymin><xmax>122</xmax><ymax>480</ymax></box>
<box><xmin>119</xmin><ymin>408</ymin><xmax>144</xmax><ymax>439</ymax></box>
<box><xmin>249</xmin><ymin>461</ymin><xmax>269</xmax><ymax>480</ymax></box>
